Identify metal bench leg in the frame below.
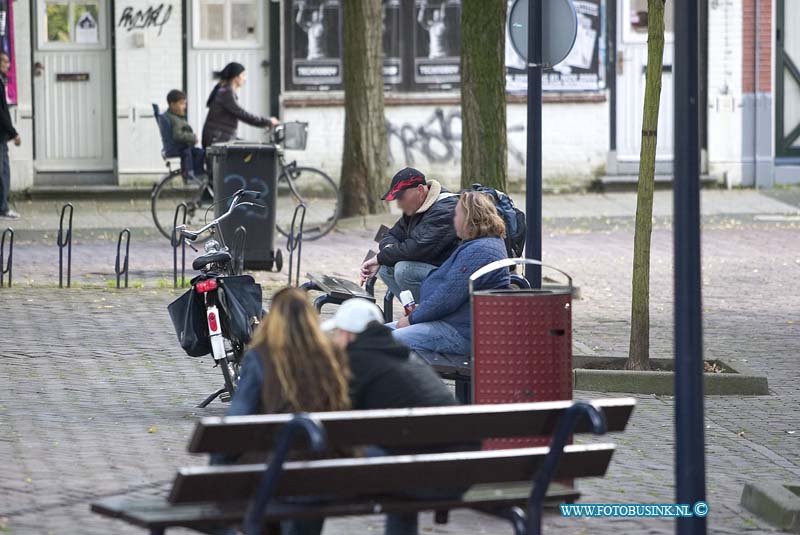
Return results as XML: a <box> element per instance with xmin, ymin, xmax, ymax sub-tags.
<box><xmin>455</xmin><ymin>379</ymin><xmax>471</xmax><ymax>404</ymax></box>
<box><xmin>526</xmin><ymin>403</ymin><xmax>607</xmax><ymax>535</ymax></box>
<box><xmin>383</xmin><ymin>290</ymin><xmax>394</xmax><ymax>322</ymax></box>
<box><xmin>313</xmin><ymin>294</ymin><xmax>342</xmax><ymax>313</ymax></box>
<box><xmin>299</xmin><ymin>281</ymin><xmax>320</xmax><ymax>293</ymax></box>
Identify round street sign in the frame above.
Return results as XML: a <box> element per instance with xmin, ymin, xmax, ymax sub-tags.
<box><xmin>508</xmin><ymin>0</ymin><xmax>578</xmax><ymax>67</ymax></box>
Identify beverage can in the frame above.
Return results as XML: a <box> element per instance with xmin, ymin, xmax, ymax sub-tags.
<box><xmin>399</xmin><ymin>290</ymin><xmax>416</xmax><ymax>316</ymax></box>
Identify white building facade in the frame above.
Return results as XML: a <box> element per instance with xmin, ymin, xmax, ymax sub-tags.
<box><xmin>3</xmin><ymin>0</ymin><xmax>798</xmax><ymax>193</ymax></box>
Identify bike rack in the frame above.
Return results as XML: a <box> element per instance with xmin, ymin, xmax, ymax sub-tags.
<box><xmin>171</xmin><ymin>203</ymin><xmax>188</xmax><ymax>288</ymax></box>
<box><xmin>1</xmin><ymin>228</ymin><xmax>13</xmax><ymax>288</ymax></box>
<box><xmin>115</xmin><ymin>229</ymin><xmax>131</xmax><ymax>289</ymax></box>
<box><xmin>286</xmin><ymin>203</ymin><xmax>306</xmax><ymax>287</ymax></box>
<box><xmin>232</xmin><ymin>226</ymin><xmax>247</xmax><ymax>276</ymax></box>
<box><xmin>57</xmin><ymin>203</ymin><xmax>74</xmax><ymax>288</ymax></box>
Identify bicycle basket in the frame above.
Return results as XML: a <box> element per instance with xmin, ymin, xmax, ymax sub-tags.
<box><xmin>217</xmin><ymin>275</ymin><xmax>264</xmax><ymax>347</ymax></box>
<box><xmin>167</xmin><ymin>288</ymin><xmax>211</xmax><ymax>357</ymax></box>
<box><xmin>282</xmin><ymin>122</ymin><xmax>308</xmax><ymax>151</ymax></box>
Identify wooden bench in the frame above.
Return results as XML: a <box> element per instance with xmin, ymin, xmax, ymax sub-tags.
<box><xmin>91</xmin><ymin>398</ymin><xmax>635</xmax><ymax>535</ymax></box>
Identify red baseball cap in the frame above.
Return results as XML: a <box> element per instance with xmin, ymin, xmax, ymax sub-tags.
<box><xmin>381</xmin><ymin>167</ymin><xmax>427</xmax><ymax>201</ymax></box>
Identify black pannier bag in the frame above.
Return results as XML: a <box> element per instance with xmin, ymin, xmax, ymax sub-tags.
<box><xmin>167</xmin><ymin>285</ymin><xmax>212</xmax><ymax>357</ymax></box>
<box><xmin>216</xmin><ymin>275</ymin><xmax>263</xmax><ymax>348</ymax></box>
<box><xmin>167</xmin><ymin>275</ymin><xmax>263</xmax><ymax>358</ymax></box>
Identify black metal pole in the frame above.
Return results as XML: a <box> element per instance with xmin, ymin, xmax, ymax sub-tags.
<box><xmin>674</xmin><ymin>0</ymin><xmax>707</xmax><ymax>533</ymax></box>
<box><xmin>269</xmin><ymin>0</ymin><xmax>281</xmax><ymax>118</ymax></box>
<box><xmin>524</xmin><ymin>0</ymin><xmax>543</xmax><ymax>289</ymax></box>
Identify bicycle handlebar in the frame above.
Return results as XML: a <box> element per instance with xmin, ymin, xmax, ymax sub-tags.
<box><xmin>175</xmin><ymin>189</ymin><xmax>260</xmax><ymax>240</ymax></box>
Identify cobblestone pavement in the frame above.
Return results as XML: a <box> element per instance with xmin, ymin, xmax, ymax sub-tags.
<box><xmin>1</xmin><ymin>190</ymin><xmax>799</xmax><ymax>534</ymax></box>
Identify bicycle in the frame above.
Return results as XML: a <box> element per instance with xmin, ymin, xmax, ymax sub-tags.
<box><xmin>151</xmin><ymin>121</ymin><xmax>341</xmax><ymax>246</ymax></box>
<box><xmin>168</xmin><ymin>189</ymin><xmax>265</xmax><ymax>407</ymax></box>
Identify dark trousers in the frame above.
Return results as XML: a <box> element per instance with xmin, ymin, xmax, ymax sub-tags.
<box><xmin>0</xmin><ymin>142</ymin><xmax>10</xmax><ymax>213</ymax></box>
<box><xmin>181</xmin><ymin>146</ymin><xmax>206</xmax><ymax>179</ymax></box>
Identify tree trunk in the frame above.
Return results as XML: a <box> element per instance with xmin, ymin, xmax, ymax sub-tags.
<box><xmin>340</xmin><ymin>0</ymin><xmax>387</xmax><ymax>217</ymax></box>
<box><xmin>626</xmin><ymin>0</ymin><xmax>666</xmax><ymax>371</ymax></box>
<box><xmin>460</xmin><ymin>0</ymin><xmax>507</xmax><ymax>191</ymax></box>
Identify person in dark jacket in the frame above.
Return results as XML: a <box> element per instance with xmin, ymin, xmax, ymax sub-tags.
<box><xmin>388</xmin><ymin>191</ymin><xmax>510</xmax><ymax>355</ymax></box>
<box><xmin>201</xmin><ymin>62</ymin><xmax>279</xmax><ymax>148</ymax></box>
<box><xmin>0</xmin><ymin>52</ymin><xmax>20</xmax><ymax>220</ymax></box>
<box><xmin>227</xmin><ymin>295</ymin><xmax>457</xmax><ymax>535</ymax></box>
<box><xmin>360</xmin><ymin>167</ymin><xmax>459</xmax><ymax>302</ymax></box>
<box><xmin>164</xmin><ymin>89</ymin><xmax>205</xmax><ymax>180</ymax></box>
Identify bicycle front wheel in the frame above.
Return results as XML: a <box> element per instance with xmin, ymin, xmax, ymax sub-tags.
<box><xmin>275</xmin><ymin>166</ymin><xmax>340</xmax><ymax>241</ymax></box>
<box><xmin>151</xmin><ymin>172</ymin><xmax>214</xmax><ymax>241</ymax></box>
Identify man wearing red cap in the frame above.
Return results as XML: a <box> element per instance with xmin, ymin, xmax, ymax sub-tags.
<box><xmin>360</xmin><ymin>167</ymin><xmax>460</xmax><ymax>302</ymax></box>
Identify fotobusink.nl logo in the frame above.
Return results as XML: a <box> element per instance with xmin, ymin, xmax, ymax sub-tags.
<box><xmin>559</xmin><ymin>501</ymin><xmax>710</xmax><ymax>518</ymax></box>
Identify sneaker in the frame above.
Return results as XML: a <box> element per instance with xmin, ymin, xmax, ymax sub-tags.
<box><xmin>0</xmin><ymin>209</ymin><xmax>19</xmax><ymax>219</ymax></box>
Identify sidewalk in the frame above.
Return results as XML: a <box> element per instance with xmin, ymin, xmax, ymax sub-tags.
<box><xmin>4</xmin><ymin>188</ymin><xmax>798</xmax><ymax>235</ymax></box>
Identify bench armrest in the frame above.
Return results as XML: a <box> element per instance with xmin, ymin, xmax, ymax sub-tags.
<box><xmin>244</xmin><ymin>414</ymin><xmax>326</xmax><ymax>535</ymax></box>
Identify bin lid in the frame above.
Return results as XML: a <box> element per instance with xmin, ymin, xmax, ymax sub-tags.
<box><xmin>206</xmin><ymin>142</ymin><xmax>277</xmax><ymax>154</ymax></box>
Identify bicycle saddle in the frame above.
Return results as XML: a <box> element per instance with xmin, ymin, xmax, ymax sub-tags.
<box><xmin>193</xmin><ymin>250</ymin><xmax>232</xmax><ymax>271</ymax></box>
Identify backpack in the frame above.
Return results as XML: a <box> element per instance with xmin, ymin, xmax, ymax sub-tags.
<box><xmin>470</xmin><ymin>183</ymin><xmax>527</xmax><ymax>258</ymax></box>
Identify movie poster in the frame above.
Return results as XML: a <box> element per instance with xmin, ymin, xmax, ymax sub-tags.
<box><xmin>286</xmin><ymin>0</ymin><xmax>343</xmax><ymax>90</ymax></box>
<box><xmin>383</xmin><ymin>0</ymin><xmax>402</xmax><ymax>87</ymax></box>
<box><xmin>506</xmin><ymin>0</ymin><xmax>605</xmax><ymax>93</ymax></box>
<box><xmin>413</xmin><ymin>0</ymin><xmax>461</xmax><ymax>89</ymax></box>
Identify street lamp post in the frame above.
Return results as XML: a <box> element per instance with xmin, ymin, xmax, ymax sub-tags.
<box><xmin>673</xmin><ymin>1</ymin><xmax>707</xmax><ymax>533</ymax></box>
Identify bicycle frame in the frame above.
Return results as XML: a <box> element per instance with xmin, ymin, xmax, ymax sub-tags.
<box><xmin>178</xmin><ymin>190</ymin><xmax>261</xmax><ymax>406</ymax></box>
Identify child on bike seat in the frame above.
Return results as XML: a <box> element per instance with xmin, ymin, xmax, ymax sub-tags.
<box><xmin>166</xmin><ymin>89</ymin><xmax>206</xmax><ymax>181</ymax></box>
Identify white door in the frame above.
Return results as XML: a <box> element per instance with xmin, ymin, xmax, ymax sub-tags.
<box><xmin>615</xmin><ymin>0</ymin><xmax>674</xmax><ymax>173</ymax></box>
<box><xmin>33</xmin><ymin>0</ymin><xmax>114</xmax><ymax>177</ymax></box>
<box><xmin>187</xmin><ymin>0</ymin><xmax>270</xmax><ymax>143</ymax></box>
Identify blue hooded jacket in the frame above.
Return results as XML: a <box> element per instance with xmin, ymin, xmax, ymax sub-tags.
<box><xmin>409</xmin><ymin>236</ymin><xmax>509</xmax><ymax>340</ymax></box>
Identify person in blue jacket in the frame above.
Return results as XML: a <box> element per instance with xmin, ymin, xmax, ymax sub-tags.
<box><xmin>388</xmin><ymin>191</ymin><xmax>510</xmax><ymax>355</ymax></box>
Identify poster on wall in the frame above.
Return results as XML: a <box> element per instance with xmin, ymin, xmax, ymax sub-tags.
<box><xmin>413</xmin><ymin>0</ymin><xmax>461</xmax><ymax>89</ymax></box>
<box><xmin>1</xmin><ymin>0</ymin><xmax>17</xmax><ymax>105</ymax></box>
<box><xmin>286</xmin><ymin>0</ymin><xmax>343</xmax><ymax>90</ymax></box>
<box><xmin>383</xmin><ymin>0</ymin><xmax>402</xmax><ymax>87</ymax></box>
<box><xmin>506</xmin><ymin>0</ymin><xmax>605</xmax><ymax>93</ymax></box>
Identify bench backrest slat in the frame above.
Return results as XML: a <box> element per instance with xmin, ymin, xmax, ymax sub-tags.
<box><xmin>170</xmin><ymin>444</ymin><xmax>614</xmax><ymax>503</ymax></box>
<box><xmin>188</xmin><ymin>398</ymin><xmax>635</xmax><ymax>455</ymax></box>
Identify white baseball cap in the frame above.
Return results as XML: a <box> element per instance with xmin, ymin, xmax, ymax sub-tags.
<box><xmin>320</xmin><ymin>298</ymin><xmax>384</xmax><ymax>333</ymax></box>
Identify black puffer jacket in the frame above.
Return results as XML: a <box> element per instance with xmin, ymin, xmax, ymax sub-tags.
<box><xmin>201</xmin><ymin>85</ymin><xmax>271</xmax><ymax>148</ymax></box>
<box><xmin>377</xmin><ymin>181</ymin><xmax>460</xmax><ymax>267</ymax></box>
<box><xmin>348</xmin><ymin>322</ymin><xmax>457</xmax><ymax>411</ymax></box>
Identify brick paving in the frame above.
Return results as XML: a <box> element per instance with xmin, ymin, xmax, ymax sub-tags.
<box><xmin>1</xmin><ymin>190</ymin><xmax>799</xmax><ymax>534</ymax></box>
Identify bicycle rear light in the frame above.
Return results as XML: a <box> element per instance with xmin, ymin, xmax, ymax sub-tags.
<box><xmin>195</xmin><ymin>279</ymin><xmax>218</xmax><ymax>293</ymax></box>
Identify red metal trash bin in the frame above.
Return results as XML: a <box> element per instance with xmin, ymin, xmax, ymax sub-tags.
<box><xmin>470</xmin><ymin>258</ymin><xmax>573</xmax><ymax>448</ymax></box>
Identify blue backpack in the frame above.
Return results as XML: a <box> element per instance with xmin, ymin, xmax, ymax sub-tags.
<box><xmin>471</xmin><ymin>183</ymin><xmax>527</xmax><ymax>258</ymax></box>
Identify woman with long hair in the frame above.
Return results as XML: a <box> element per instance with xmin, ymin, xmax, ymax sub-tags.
<box><xmin>201</xmin><ymin>62</ymin><xmax>280</xmax><ymax>148</ymax></box>
<box><xmin>388</xmin><ymin>191</ymin><xmax>510</xmax><ymax>355</ymax></box>
<box><xmin>227</xmin><ymin>287</ymin><xmax>351</xmax><ymax>418</ymax></box>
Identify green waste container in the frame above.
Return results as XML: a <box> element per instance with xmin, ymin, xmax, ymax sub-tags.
<box><xmin>207</xmin><ymin>142</ymin><xmax>281</xmax><ymax>271</ymax></box>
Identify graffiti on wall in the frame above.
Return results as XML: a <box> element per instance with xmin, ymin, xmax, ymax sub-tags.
<box><xmin>386</xmin><ymin>108</ymin><xmax>525</xmax><ymax>167</ymax></box>
<box><xmin>118</xmin><ymin>4</ymin><xmax>173</xmax><ymax>36</ymax></box>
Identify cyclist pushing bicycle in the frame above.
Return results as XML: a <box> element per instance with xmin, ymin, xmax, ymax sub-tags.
<box><xmin>152</xmin><ymin>62</ymin><xmax>340</xmax><ymax>248</ymax></box>
<box><xmin>201</xmin><ymin>62</ymin><xmax>280</xmax><ymax>148</ymax></box>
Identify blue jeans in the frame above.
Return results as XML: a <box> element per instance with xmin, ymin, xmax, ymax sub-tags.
<box><xmin>387</xmin><ymin>320</ymin><xmax>470</xmax><ymax>355</ymax></box>
<box><xmin>0</xmin><ymin>143</ymin><xmax>9</xmax><ymax>214</ymax></box>
<box><xmin>378</xmin><ymin>261</ymin><xmax>436</xmax><ymax>303</ymax></box>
